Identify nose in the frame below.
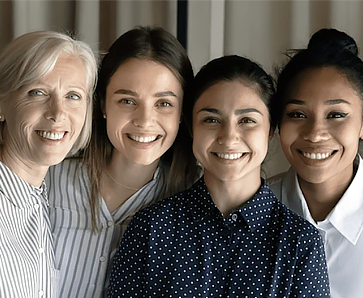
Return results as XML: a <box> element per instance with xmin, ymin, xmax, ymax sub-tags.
<box><xmin>216</xmin><ymin>122</ymin><xmax>240</xmax><ymax>146</ymax></box>
<box><xmin>132</xmin><ymin>105</ymin><xmax>155</xmax><ymax>128</ymax></box>
<box><xmin>45</xmin><ymin>96</ymin><xmax>66</xmax><ymax>122</ymax></box>
<box><xmin>302</xmin><ymin>118</ymin><xmax>330</xmax><ymax>142</ymax></box>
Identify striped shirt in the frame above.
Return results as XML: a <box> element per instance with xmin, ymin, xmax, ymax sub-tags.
<box><xmin>0</xmin><ymin>161</ymin><xmax>57</xmax><ymax>298</ymax></box>
<box><xmin>46</xmin><ymin>158</ymin><xmax>166</xmax><ymax>298</ymax></box>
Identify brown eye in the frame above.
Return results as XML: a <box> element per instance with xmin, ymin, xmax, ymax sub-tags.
<box><xmin>286</xmin><ymin>111</ymin><xmax>306</xmax><ymax>118</ymax></box>
<box><xmin>327</xmin><ymin>112</ymin><xmax>348</xmax><ymax>119</ymax></box>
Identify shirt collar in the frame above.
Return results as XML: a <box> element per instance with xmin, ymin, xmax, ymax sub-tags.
<box><xmin>189</xmin><ymin>177</ymin><xmax>277</xmax><ymax>231</ymax></box>
<box><xmin>0</xmin><ymin>161</ymin><xmax>46</xmax><ymax>208</ymax></box>
<box><xmin>281</xmin><ymin>155</ymin><xmax>363</xmax><ymax>244</ymax></box>
<box><xmin>327</xmin><ymin>155</ymin><xmax>363</xmax><ymax>244</ymax></box>
<box><xmin>239</xmin><ymin>181</ymin><xmax>277</xmax><ymax>231</ymax></box>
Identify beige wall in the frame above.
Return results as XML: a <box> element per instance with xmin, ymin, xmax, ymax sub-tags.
<box><xmin>1</xmin><ymin>0</ymin><xmax>362</xmax><ymax>177</ymax></box>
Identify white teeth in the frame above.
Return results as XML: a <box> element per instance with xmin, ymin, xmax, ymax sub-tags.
<box><xmin>129</xmin><ymin>135</ymin><xmax>158</xmax><ymax>143</ymax></box>
<box><xmin>303</xmin><ymin>152</ymin><xmax>330</xmax><ymax>160</ymax></box>
<box><xmin>38</xmin><ymin>131</ymin><xmax>65</xmax><ymax>140</ymax></box>
<box><xmin>216</xmin><ymin>153</ymin><xmax>243</xmax><ymax>160</ymax></box>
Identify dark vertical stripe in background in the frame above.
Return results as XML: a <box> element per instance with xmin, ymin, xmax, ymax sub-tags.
<box><xmin>177</xmin><ymin>0</ymin><xmax>188</xmax><ymax>50</ymax></box>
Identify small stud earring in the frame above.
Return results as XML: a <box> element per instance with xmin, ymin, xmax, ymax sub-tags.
<box><xmin>103</xmin><ymin>114</ymin><xmax>106</xmax><ymax>119</ymax></box>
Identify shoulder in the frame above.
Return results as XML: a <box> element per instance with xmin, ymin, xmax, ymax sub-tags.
<box><xmin>267</xmin><ymin>171</ymin><xmax>286</xmax><ymax>186</ymax></box>
<box><xmin>274</xmin><ymin>199</ymin><xmax>322</xmax><ymax>242</ymax></box>
<box><xmin>267</xmin><ymin>169</ymin><xmax>295</xmax><ymax>201</ymax></box>
<box><xmin>46</xmin><ymin>158</ymin><xmax>89</xmax><ymax>207</ymax></box>
<box><xmin>132</xmin><ymin>180</ymin><xmax>202</xmax><ymax>223</ymax></box>
<box><xmin>46</xmin><ymin>158</ymin><xmax>86</xmax><ymax>182</ymax></box>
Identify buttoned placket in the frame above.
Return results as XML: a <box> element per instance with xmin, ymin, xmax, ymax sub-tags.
<box><xmin>95</xmin><ymin>207</ymin><xmax>116</xmax><ymax>291</ymax></box>
<box><xmin>32</xmin><ymin>190</ymin><xmax>46</xmax><ymax>298</ymax></box>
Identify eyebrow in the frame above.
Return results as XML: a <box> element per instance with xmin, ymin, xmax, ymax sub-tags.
<box><xmin>325</xmin><ymin>99</ymin><xmax>350</xmax><ymax>105</ymax></box>
<box><xmin>286</xmin><ymin>98</ymin><xmax>350</xmax><ymax>105</ymax></box>
<box><xmin>197</xmin><ymin>107</ymin><xmax>263</xmax><ymax>115</ymax></box>
<box><xmin>114</xmin><ymin>89</ymin><xmax>177</xmax><ymax>98</ymax></box>
<box><xmin>27</xmin><ymin>81</ymin><xmax>86</xmax><ymax>94</ymax></box>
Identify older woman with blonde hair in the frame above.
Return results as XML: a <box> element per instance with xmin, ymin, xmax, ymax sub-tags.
<box><xmin>0</xmin><ymin>31</ymin><xmax>97</xmax><ymax>298</ymax></box>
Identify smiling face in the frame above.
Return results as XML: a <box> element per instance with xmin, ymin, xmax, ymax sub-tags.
<box><xmin>192</xmin><ymin>80</ymin><xmax>270</xmax><ymax>184</ymax></box>
<box><xmin>104</xmin><ymin>58</ymin><xmax>183</xmax><ymax>167</ymax></box>
<box><xmin>0</xmin><ymin>54</ymin><xmax>88</xmax><ymax>170</ymax></box>
<box><xmin>280</xmin><ymin>67</ymin><xmax>363</xmax><ymax>185</ymax></box>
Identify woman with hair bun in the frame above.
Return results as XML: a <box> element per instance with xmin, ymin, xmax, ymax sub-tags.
<box><xmin>269</xmin><ymin>28</ymin><xmax>363</xmax><ymax>297</ymax></box>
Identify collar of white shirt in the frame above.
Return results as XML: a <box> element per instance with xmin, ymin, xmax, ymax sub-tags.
<box><xmin>280</xmin><ymin>155</ymin><xmax>363</xmax><ymax>245</ymax></box>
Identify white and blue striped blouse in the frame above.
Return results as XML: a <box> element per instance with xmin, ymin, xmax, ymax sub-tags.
<box><xmin>46</xmin><ymin>158</ymin><xmax>165</xmax><ymax>298</ymax></box>
<box><xmin>0</xmin><ymin>161</ymin><xmax>57</xmax><ymax>298</ymax></box>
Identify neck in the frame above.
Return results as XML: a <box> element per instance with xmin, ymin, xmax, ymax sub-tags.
<box><xmin>204</xmin><ymin>169</ymin><xmax>261</xmax><ymax>217</ymax></box>
<box><xmin>298</xmin><ymin>166</ymin><xmax>354</xmax><ymax>222</ymax></box>
<box><xmin>101</xmin><ymin>153</ymin><xmax>159</xmax><ymax>212</ymax></box>
<box><xmin>0</xmin><ymin>148</ymin><xmax>47</xmax><ymax>187</ymax></box>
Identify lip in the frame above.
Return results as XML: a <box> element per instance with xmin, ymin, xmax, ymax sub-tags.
<box><xmin>126</xmin><ymin>133</ymin><xmax>162</xmax><ymax>144</ymax></box>
<box><xmin>297</xmin><ymin>148</ymin><xmax>338</xmax><ymax>163</ymax></box>
<box><xmin>212</xmin><ymin>151</ymin><xmax>249</xmax><ymax>162</ymax></box>
<box><xmin>36</xmin><ymin>130</ymin><xmax>67</xmax><ymax>141</ymax></box>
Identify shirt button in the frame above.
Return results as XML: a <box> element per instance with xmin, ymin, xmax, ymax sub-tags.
<box><xmin>217</xmin><ymin>268</ymin><xmax>225</xmax><ymax>275</ymax></box>
<box><xmin>107</xmin><ymin>221</ymin><xmax>113</xmax><ymax>227</ymax></box>
<box><xmin>38</xmin><ymin>290</ymin><xmax>44</xmax><ymax>296</ymax></box>
<box><xmin>39</xmin><ymin>247</ymin><xmax>44</xmax><ymax>254</ymax></box>
<box><xmin>231</xmin><ymin>214</ymin><xmax>238</xmax><ymax>221</ymax></box>
<box><xmin>100</xmin><ymin>256</ymin><xmax>106</xmax><ymax>262</ymax></box>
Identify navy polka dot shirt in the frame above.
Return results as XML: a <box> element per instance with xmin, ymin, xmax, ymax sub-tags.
<box><xmin>108</xmin><ymin>178</ymin><xmax>330</xmax><ymax>297</ymax></box>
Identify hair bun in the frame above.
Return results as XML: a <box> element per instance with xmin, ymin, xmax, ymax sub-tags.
<box><xmin>307</xmin><ymin>28</ymin><xmax>358</xmax><ymax>56</ymax></box>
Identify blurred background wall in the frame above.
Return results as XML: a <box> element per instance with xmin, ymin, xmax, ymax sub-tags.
<box><xmin>1</xmin><ymin>0</ymin><xmax>362</xmax><ymax>177</ymax></box>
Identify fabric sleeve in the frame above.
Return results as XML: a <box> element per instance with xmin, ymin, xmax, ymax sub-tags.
<box><xmin>107</xmin><ymin>212</ymin><xmax>150</xmax><ymax>298</ymax></box>
<box><xmin>291</xmin><ymin>230</ymin><xmax>330</xmax><ymax>297</ymax></box>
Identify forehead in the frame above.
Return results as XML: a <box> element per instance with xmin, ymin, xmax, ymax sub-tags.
<box><xmin>288</xmin><ymin>67</ymin><xmax>360</xmax><ymax>103</ymax></box>
<box><xmin>194</xmin><ymin>80</ymin><xmax>268</xmax><ymax>113</ymax></box>
<box><xmin>107</xmin><ymin>58</ymin><xmax>182</xmax><ymax>93</ymax></box>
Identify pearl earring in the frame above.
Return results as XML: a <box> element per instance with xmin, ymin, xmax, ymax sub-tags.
<box><xmin>103</xmin><ymin>114</ymin><xmax>106</xmax><ymax>119</ymax></box>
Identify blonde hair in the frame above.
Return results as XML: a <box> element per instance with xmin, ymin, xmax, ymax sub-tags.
<box><xmin>0</xmin><ymin>30</ymin><xmax>97</xmax><ymax>154</ymax></box>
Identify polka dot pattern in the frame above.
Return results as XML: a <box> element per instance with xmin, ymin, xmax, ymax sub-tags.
<box><xmin>108</xmin><ymin>178</ymin><xmax>330</xmax><ymax>297</ymax></box>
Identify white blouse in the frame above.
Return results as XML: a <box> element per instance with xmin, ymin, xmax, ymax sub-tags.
<box><xmin>269</xmin><ymin>155</ymin><xmax>363</xmax><ymax>298</ymax></box>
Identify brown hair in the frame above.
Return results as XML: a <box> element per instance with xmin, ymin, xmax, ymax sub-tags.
<box><xmin>83</xmin><ymin>26</ymin><xmax>199</xmax><ymax>231</ymax></box>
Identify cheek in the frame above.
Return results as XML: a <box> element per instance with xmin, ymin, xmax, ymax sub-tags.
<box><xmin>192</xmin><ymin>127</ymin><xmax>212</xmax><ymax>159</ymax></box>
<box><xmin>248</xmin><ymin>129</ymin><xmax>269</xmax><ymax>157</ymax></box>
<box><xmin>71</xmin><ymin>107</ymin><xmax>87</xmax><ymax>131</ymax></box>
<box><xmin>162</xmin><ymin>113</ymin><xmax>181</xmax><ymax>139</ymax></box>
<box><xmin>279</xmin><ymin>123</ymin><xmax>296</xmax><ymax>151</ymax></box>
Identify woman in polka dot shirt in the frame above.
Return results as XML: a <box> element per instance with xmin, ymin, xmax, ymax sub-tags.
<box><xmin>269</xmin><ymin>28</ymin><xmax>363</xmax><ymax>298</ymax></box>
<box><xmin>108</xmin><ymin>55</ymin><xmax>330</xmax><ymax>297</ymax></box>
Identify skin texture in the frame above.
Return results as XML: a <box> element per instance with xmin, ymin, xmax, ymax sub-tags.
<box><xmin>102</xmin><ymin>58</ymin><xmax>183</xmax><ymax>212</ymax></box>
<box><xmin>0</xmin><ymin>54</ymin><xmax>88</xmax><ymax>186</ymax></box>
<box><xmin>192</xmin><ymin>80</ymin><xmax>270</xmax><ymax>216</ymax></box>
<box><xmin>104</xmin><ymin>58</ymin><xmax>183</xmax><ymax>169</ymax></box>
<box><xmin>280</xmin><ymin>67</ymin><xmax>363</xmax><ymax>220</ymax></box>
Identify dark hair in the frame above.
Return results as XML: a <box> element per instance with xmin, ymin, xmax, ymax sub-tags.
<box><xmin>84</xmin><ymin>26</ymin><xmax>198</xmax><ymax>230</ymax></box>
<box><xmin>272</xmin><ymin>28</ymin><xmax>363</xmax><ymax>129</ymax></box>
<box><xmin>190</xmin><ymin>55</ymin><xmax>275</xmax><ymax>128</ymax></box>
